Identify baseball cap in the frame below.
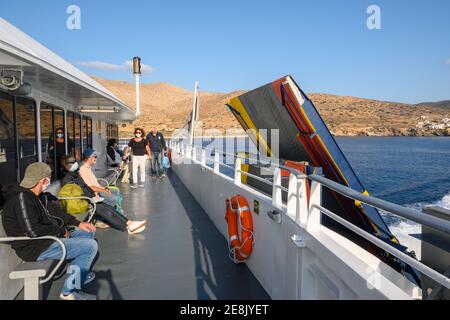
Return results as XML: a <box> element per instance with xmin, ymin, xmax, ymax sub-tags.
<box><xmin>83</xmin><ymin>148</ymin><xmax>97</xmax><ymax>158</ymax></box>
<box><xmin>20</xmin><ymin>163</ymin><xmax>52</xmax><ymax>189</ymax></box>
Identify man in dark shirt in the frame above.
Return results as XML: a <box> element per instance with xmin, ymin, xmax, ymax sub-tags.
<box><xmin>2</xmin><ymin>162</ymin><xmax>98</xmax><ymax>300</ymax></box>
<box><xmin>146</xmin><ymin>128</ymin><xmax>167</xmax><ymax>179</ymax></box>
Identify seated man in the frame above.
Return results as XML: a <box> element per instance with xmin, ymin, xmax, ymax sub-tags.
<box><xmin>1</xmin><ymin>162</ymin><xmax>98</xmax><ymax>300</ymax></box>
<box><xmin>61</xmin><ymin>155</ymin><xmax>147</xmax><ymax>234</ymax></box>
<box><xmin>79</xmin><ymin>149</ymin><xmax>121</xmax><ymax>210</ymax></box>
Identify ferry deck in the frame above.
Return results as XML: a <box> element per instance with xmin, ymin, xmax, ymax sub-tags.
<box><xmin>41</xmin><ymin>173</ymin><xmax>270</xmax><ymax>300</ymax></box>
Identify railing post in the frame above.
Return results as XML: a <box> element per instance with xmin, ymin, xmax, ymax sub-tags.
<box><xmin>307</xmin><ymin>180</ymin><xmax>322</xmax><ymax>231</ymax></box>
<box><xmin>289</xmin><ymin>174</ymin><xmax>307</xmax><ymax>248</ymax></box>
<box><xmin>214</xmin><ymin>152</ymin><xmax>220</xmax><ymax>174</ymax></box>
<box><xmin>201</xmin><ymin>149</ymin><xmax>206</xmax><ymax>167</ymax></box>
<box><xmin>287</xmin><ymin>173</ymin><xmax>298</xmax><ymax>220</ymax></box>
<box><xmin>234</xmin><ymin>157</ymin><xmax>242</xmax><ymax>185</ymax></box>
<box><xmin>298</xmin><ymin>176</ymin><xmax>309</xmax><ymax>228</ymax></box>
<box><xmin>192</xmin><ymin>145</ymin><xmax>197</xmax><ymax>162</ymax></box>
<box><xmin>272</xmin><ymin>168</ymin><xmax>282</xmax><ymax>207</ymax></box>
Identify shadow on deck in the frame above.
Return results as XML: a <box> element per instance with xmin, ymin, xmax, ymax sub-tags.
<box><xmin>43</xmin><ymin>170</ymin><xmax>269</xmax><ymax>300</ymax></box>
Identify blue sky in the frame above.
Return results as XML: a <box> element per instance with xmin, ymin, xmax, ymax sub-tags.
<box><xmin>1</xmin><ymin>0</ymin><xmax>449</xmax><ymax>103</ymax></box>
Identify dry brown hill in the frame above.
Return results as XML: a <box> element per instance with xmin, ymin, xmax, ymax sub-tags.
<box><xmin>94</xmin><ymin>77</ymin><xmax>449</xmax><ymax>137</ymax></box>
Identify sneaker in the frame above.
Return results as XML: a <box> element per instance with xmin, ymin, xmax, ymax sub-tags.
<box><xmin>130</xmin><ymin>184</ymin><xmax>138</xmax><ymax>189</ymax></box>
<box><xmin>127</xmin><ymin>220</ymin><xmax>148</xmax><ymax>234</ymax></box>
<box><xmin>84</xmin><ymin>272</ymin><xmax>96</xmax><ymax>285</ymax></box>
<box><xmin>139</xmin><ymin>184</ymin><xmax>145</xmax><ymax>188</ymax></box>
<box><xmin>60</xmin><ymin>290</ymin><xmax>97</xmax><ymax>300</ymax></box>
<box><xmin>152</xmin><ymin>176</ymin><xmax>157</xmax><ymax>180</ymax></box>
<box><xmin>95</xmin><ymin>221</ymin><xmax>110</xmax><ymax>229</ymax></box>
<box><xmin>128</xmin><ymin>225</ymin><xmax>146</xmax><ymax>235</ymax></box>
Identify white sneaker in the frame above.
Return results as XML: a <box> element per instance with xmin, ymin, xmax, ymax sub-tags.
<box><xmin>130</xmin><ymin>184</ymin><xmax>138</xmax><ymax>189</ymax></box>
<box><xmin>127</xmin><ymin>220</ymin><xmax>148</xmax><ymax>234</ymax></box>
<box><xmin>139</xmin><ymin>184</ymin><xmax>145</xmax><ymax>188</ymax></box>
<box><xmin>60</xmin><ymin>290</ymin><xmax>97</xmax><ymax>300</ymax></box>
<box><xmin>95</xmin><ymin>221</ymin><xmax>110</xmax><ymax>229</ymax></box>
<box><xmin>128</xmin><ymin>225</ymin><xmax>146</xmax><ymax>235</ymax></box>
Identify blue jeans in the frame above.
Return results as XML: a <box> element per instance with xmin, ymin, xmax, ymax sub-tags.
<box><xmin>37</xmin><ymin>228</ymin><xmax>98</xmax><ymax>295</ymax></box>
<box><xmin>151</xmin><ymin>151</ymin><xmax>163</xmax><ymax>177</ymax></box>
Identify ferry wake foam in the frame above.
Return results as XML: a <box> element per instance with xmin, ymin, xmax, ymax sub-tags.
<box><xmin>226</xmin><ymin>75</ymin><xmax>417</xmax><ymax>274</ymax></box>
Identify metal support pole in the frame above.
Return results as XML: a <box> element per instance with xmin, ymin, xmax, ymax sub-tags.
<box><xmin>135</xmin><ymin>74</ymin><xmax>140</xmax><ymax>116</ymax></box>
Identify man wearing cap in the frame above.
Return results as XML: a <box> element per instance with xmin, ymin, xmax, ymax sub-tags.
<box><xmin>1</xmin><ymin>162</ymin><xmax>98</xmax><ymax>300</ymax></box>
<box><xmin>79</xmin><ymin>148</ymin><xmax>120</xmax><ymax>209</ymax></box>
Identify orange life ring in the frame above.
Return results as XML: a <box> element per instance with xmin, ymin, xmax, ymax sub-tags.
<box><xmin>225</xmin><ymin>195</ymin><xmax>254</xmax><ymax>262</ymax></box>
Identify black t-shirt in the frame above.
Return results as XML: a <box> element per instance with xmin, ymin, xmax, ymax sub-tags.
<box><xmin>128</xmin><ymin>139</ymin><xmax>148</xmax><ymax>156</ymax></box>
<box><xmin>49</xmin><ymin>139</ymin><xmax>74</xmax><ymax>159</ymax></box>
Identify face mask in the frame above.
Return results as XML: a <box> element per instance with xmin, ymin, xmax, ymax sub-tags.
<box><xmin>92</xmin><ymin>158</ymin><xmax>97</xmax><ymax>165</ymax></box>
<box><xmin>56</xmin><ymin>134</ymin><xmax>64</xmax><ymax>139</ymax></box>
<box><xmin>135</xmin><ymin>133</ymin><xmax>142</xmax><ymax>138</ymax></box>
<box><xmin>69</xmin><ymin>162</ymin><xmax>79</xmax><ymax>172</ymax></box>
<box><xmin>42</xmin><ymin>178</ymin><xmax>50</xmax><ymax>192</ymax></box>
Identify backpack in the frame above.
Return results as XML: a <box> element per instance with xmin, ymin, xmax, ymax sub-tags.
<box><xmin>58</xmin><ymin>183</ymin><xmax>90</xmax><ymax>215</ymax></box>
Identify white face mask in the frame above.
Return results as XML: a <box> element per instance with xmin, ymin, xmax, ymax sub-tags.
<box><xmin>135</xmin><ymin>133</ymin><xmax>142</xmax><ymax>138</ymax></box>
<box><xmin>42</xmin><ymin>178</ymin><xmax>50</xmax><ymax>192</ymax></box>
<box><xmin>69</xmin><ymin>162</ymin><xmax>79</xmax><ymax>172</ymax></box>
<box><xmin>56</xmin><ymin>133</ymin><xmax>64</xmax><ymax>139</ymax></box>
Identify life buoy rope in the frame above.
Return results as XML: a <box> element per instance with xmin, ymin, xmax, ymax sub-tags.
<box><xmin>225</xmin><ymin>195</ymin><xmax>254</xmax><ymax>263</ymax></box>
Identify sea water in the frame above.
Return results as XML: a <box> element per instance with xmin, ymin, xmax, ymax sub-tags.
<box><xmin>337</xmin><ymin>137</ymin><xmax>450</xmax><ymax>238</ymax></box>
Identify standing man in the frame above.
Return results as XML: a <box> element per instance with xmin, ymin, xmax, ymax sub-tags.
<box><xmin>146</xmin><ymin>128</ymin><xmax>167</xmax><ymax>180</ymax></box>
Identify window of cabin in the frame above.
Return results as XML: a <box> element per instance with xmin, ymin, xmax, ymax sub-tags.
<box><xmin>0</xmin><ymin>92</ymin><xmax>37</xmax><ymax>186</ymax></box>
<box><xmin>40</xmin><ymin>103</ymin><xmax>65</xmax><ymax>180</ymax></box>
<box><xmin>82</xmin><ymin>116</ymin><xmax>92</xmax><ymax>151</ymax></box>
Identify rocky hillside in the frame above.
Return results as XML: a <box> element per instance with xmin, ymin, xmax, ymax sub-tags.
<box><xmin>94</xmin><ymin>78</ymin><xmax>450</xmax><ymax>137</ymax></box>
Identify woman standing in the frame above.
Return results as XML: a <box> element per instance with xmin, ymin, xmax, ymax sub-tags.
<box><xmin>123</xmin><ymin>128</ymin><xmax>151</xmax><ymax>189</ymax></box>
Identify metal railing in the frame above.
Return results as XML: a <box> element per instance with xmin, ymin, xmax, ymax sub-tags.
<box><xmin>169</xmin><ymin>140</ymin><xmax>450</xmax><ymax>292</ymax></box>
<box><xmin>309</xmin><ymin>174</ymin><xmax>450</xmax><ymax>235</ymax></box>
